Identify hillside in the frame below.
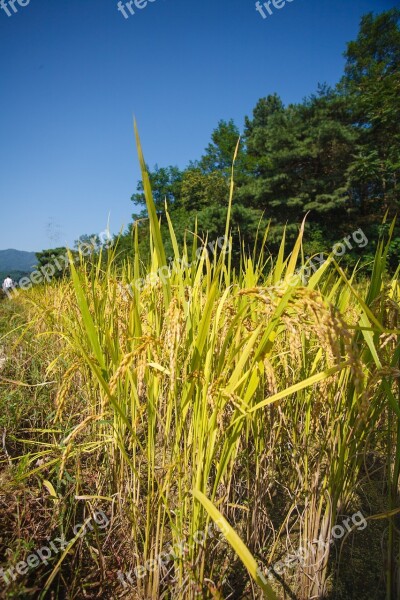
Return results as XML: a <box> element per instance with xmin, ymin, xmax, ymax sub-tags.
<box><xmin>0</xmin><ymin>249</ymin><xmax>36</xmax><ymax>281</ymax></box>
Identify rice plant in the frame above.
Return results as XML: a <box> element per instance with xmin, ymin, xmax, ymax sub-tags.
<box><xmin>0</xmin><ymin>130</ymin><xmax>399</xmax><ymax>600</ymax></box>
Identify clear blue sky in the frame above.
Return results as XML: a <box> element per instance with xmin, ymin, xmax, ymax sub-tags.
<box><xmin>0</xmin><ymin>0</ymin><xmax>395</xmax><ymax>251</ymax></box>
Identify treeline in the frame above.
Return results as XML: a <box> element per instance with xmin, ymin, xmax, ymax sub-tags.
<box><xmin>115</xmin><ymin>9</ymin><xmax>399</xmax><ymax>270</ymax></box>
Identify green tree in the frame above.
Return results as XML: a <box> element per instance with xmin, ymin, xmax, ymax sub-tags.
<box><xmin>180</xmin><ymin>169</ymin><xmax>229</xmax><ymax>212</ymax></box>
<box><xmin>197</xmin><ymin>119</ymin><xmax>243</xmax><ymax>177</ymax></box>
<box><xmin>241</xmin><ymin>88</ymin><xmax>357</xmax><ymax>249</ymax></box>
<box><xmin>131</xmin><ymin>165</ymin><xmax>183</xmax><ymax>216</ymax></box>
<box><xmin>342</xmin><ymin>9</ymin><xmax>400</xmax><ymax>217</ymax></box>
<box><xmin>35</xmin><ymin>247</ymin><xmax>69</xmax><ymax>280</ymax></box>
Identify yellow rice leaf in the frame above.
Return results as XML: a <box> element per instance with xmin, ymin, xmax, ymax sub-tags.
<box><xmin>249</xmin><ymin>362</ymin><xmax>349</xmax><ymax>413</ymax></box>
<box><xmin>193</xmin><ymin>489</ymin><xmax>278</xmax><ymax>599</ymax></box>
<box><xmin>147</xmin><ymin>362</ymin><xmax>171</xmax><ymax>375</ymax></box>
<box><xmin>43</xmin><ymin>480</ymin><xmax>58</xmax><ymax>500</ymax></box>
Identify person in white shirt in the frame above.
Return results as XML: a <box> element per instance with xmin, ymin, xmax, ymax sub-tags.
<box><xmin>2</xmin><ymin>276</ymin><xmax>14</xmax><ymax>293</ymax></box>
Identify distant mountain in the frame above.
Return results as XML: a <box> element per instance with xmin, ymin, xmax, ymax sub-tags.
<box><xmin>0</xmin><ymin>249</ymin><xmax>37</xmax><ymax>275</ymax></box>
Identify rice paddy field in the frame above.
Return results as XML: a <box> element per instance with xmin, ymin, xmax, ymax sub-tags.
<box><xmin>0</xmin><ymin>138</ymin><xmax>399</xmax><ymax>599</ymax></box>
